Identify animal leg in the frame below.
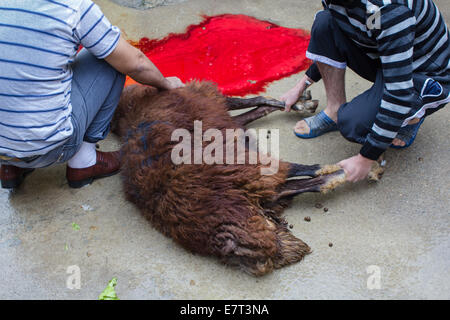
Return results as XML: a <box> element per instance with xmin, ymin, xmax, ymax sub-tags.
<box><xmin>316</xmin><ymin>159</ymin><xmax>386</xmax><ymax>192</ymax></box>
<box><xmin>226</xmin><ymin>96</ymin><xmax>276</xmax><ymax>110</ymax></box>
<box><xmin>232</xmin><ymin>106</ymin><xmax>279</xmax><ymax>126</ymax></box>
<box><xmin>275</xmin><ymin>173</ymin><xmax>344</xmax><ymax>200</ymax></box>
<box><xmin>287</xmin><ymin>163</ymin><xmax>322</xmax><ymax>178</ymax></box>
<box><xmin>277</xmin><ymin>159</ymin><xmax>386</xmax><ymax>200</ymax></box>
<box><xmin>226</xmin><ymin>96</ymin><xmax>319</xmax><ymax>113</ymax></box>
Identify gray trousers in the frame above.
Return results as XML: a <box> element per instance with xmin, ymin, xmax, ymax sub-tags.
<box><xmin>2</xmin><ymin>49</ymin><xmax>125</xmax><ymax>168</ymax></box>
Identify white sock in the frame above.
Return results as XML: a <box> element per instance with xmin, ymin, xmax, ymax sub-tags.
<box><xmin>68</xmin><ymin>142</ymin><xmax>97</xmax><ymax>169</ymax></box>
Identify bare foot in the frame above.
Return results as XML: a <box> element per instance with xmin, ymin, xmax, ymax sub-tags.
<box><xmin>294</xmin><ymin>109</ymin><xmax>337</xmax><ymax>135</ymax></box>
<box><xmin>294</xmin><ymin>120</ymin><xmax>311</xmax><ymax>135</ymax></box>
<box><xmin>392</xmin><ymin>118</ymin><xmax>421</xmax><ymax>147</ymax></box>
<box><xmin>407</xmin><ymin>118</ymin><xmax>421</xmax><ymax>125</ymax></box>
<box><xmin>392</xmin><ymin>138</ymin><xmax>406</xmax><ymax>147</ymax></box>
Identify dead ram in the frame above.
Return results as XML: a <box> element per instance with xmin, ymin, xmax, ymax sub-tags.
<box><xmin>112</xmin><ymin>82</ymin><xmax>384</xmax><ymax>276</ymax></box>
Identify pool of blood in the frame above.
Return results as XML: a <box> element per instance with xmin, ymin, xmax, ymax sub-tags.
<box><xmin>126</xmin><ymin>14</ymin><xmax>311</xmax><ymax>96</ymax></box>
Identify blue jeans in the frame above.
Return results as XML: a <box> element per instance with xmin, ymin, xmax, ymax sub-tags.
<box><xmin>5</xmin><ymin>49</ymin><xmax>125</xmax><ymax>168</ymax></box>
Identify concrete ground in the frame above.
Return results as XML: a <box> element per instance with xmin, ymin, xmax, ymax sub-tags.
<box><xmin>0</xmin><ymin>0</ymin><xmax>449</xmax><ymax>300</ymax></box>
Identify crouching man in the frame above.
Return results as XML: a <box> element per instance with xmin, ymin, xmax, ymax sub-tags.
<box><xmin>281</xmin><ymin>0</ymin><xmax>449</xmax><ymax>182</ymax></box>
<box><xmin>0</xmin><ymin>0</ymin><xmax>184</xmax><ymax>189</ymax></box>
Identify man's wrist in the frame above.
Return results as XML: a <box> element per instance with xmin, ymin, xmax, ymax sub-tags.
<box><xmin>357</xmin><ymin>153</ymin><xmax>374</xmax><ymax>163</ymax></box>
<box><xmin>360</xmin><ymin>142</ymin><xmax>385</xmax><ymax>161</ymax></box>
<box><xmin>294</xmin><ymin>75</ymin><xmax>313</xmax><ymax>92</ymax></box>
<box><xmin>304</xmin><ymin>75</ymin><xmax>313</xmax><ymax>88</ymax></box>
<box><xmin>158</xmin><ymin>78</ymin><xmax>172</xmax><ymax>91</ymax></box>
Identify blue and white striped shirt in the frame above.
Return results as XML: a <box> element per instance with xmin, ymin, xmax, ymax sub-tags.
<box><xmin>307</xmin><ymin>0</ymin><xmax>450</xmax><ymax>160</ymax></box>
<box><xmin>0</xmin><ymin>0</ymin><xmax>121</xmax><ymax>158</ymax></box>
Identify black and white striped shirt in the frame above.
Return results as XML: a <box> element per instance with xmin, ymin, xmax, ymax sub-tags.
<box><xmin>307</xmin><ymin>0</ymin><xmax>450</xmax><ymax>160</ymax></box>
<box><xmin>0</xmin><ymin>0</ymin><xmax>121</xmax><ymax>158</ymax></box>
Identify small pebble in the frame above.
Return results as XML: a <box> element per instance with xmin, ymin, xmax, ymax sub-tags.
<box><xmin>315</xmin><ymin>203</ymin><xmax>323</xmax><ymax>209</ymax></box>
<box><xmin>86</xmin><ymin>252</ymin><xmax>92</xmax><ymax>257</ymax></box>
<box><xmin>418</xmin><ymin>157</ymin><xmax>424</xmax><ymax>162</ymax></box>
<box><xmin>190</xmin><ymin>280</ymin><xmax>196</xmax><ymax>286</ymax></box>
<box><xmin>82</xmin><ymin>204</ymin><xmax>94</xmax><ymax>212</ymax></box>
<box><xmin>323</xmin><ymin>207</ymin><xmax>329</xmax><ymax>212</ymax></box>
<box><xmin>304</xmin><ymin>216</ymin><xmax>311</xmax><ymax>222</ymax></box>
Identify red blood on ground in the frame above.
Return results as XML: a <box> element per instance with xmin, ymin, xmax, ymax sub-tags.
<box><xmin>126</xmin><ymin>14</ymin><xmax>311</xmax><ymax>96</ymax></box>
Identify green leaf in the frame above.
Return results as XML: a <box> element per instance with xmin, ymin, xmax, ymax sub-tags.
<box><xmin>98</xmin><ymin>278</ymin><xmax>119</xmax><ymax>300</ymax></box>
<box><xmin>71</xmin><ymin>223</ymin><xmax>80</xmax><ymax>231</ymax></box>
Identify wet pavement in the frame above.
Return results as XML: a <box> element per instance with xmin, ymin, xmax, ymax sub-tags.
<box><xmin>0</xmin><ymin>0</ymin><xmax>448</xmax><ymax>299</ymax></box>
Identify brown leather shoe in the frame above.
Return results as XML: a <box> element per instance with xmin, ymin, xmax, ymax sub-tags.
<box><xmin>66</xmin><ymin>150</ymin><xmax>121</xmax><ymax>189</ymax></box>
<box><xmin>1</xmin><ymin>165</ymin><xmax>35</xmax><ymax>189</ymax></box>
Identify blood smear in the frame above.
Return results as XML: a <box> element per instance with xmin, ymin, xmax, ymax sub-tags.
<box><xmin>126</xmin><ymin>14</ymin><xmax>311</xmax><ymax>96</ymax></box>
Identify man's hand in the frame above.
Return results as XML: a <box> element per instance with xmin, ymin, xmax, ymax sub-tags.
<box><xmin>162</xmin><ymin>76</ymin><xmax>185</xmax><ymax>90</ymax></box>
<box><xmin>280</xmin><ymin>75</ymin><xmax>312</xmax><ymax>112</ymax></box>
<box><xmin>281</xmin><ymin>86</ymin><xmax>303</xmax><ymax>112</ymax></box>
<box><xmin>338</xmin><ymin>154</ymin><xmax>374</xmax><ymax>183</ymax></box>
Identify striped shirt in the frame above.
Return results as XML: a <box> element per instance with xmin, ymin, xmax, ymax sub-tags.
<box><xmin>307</xmin><ymin>0</ymin><xmax>450</xmax><ymax>160</ymax></box>
<box><xmin>0</xmin><ymin>0</ymin><xmax>121</xmax><ymax>158</ymax></box>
